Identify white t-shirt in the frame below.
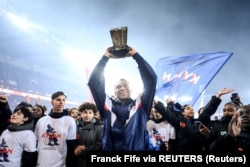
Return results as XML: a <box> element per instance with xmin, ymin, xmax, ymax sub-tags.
<box><xmin>0</xmin><ymin>129</ymin><xmax>37</xmax><ymax>167</ymax></box>
<box><xmin>147</xmin><ymin>120</ymin><xmax>176</xmax><ymax>147</ymax></box>
<box><xmin>35</xmin><ymin>115</ymin><xmax>76</xmax><ymax>167</ymax></box>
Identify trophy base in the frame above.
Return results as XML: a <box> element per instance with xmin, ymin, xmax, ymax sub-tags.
<box><xmin>110</xmin><ymin>46</ymin><xmax>129</xmax><ymax>57</ymax></box>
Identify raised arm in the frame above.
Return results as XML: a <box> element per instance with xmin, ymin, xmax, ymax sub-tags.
<box><xmin>130</xmin><ymin>47</ymin><xmax>157</xmax><ymax>116</ymax></box>
<box><xmin>88</xmin><ymin>55</ymin><xmax>109</xmax><ymax>117</ymax></box>
<box><xmin>0</xmin><ymin>95</ymin><xmax>12</xmax><ymax>135</ymax></box>
<box><xmin>199</xmin><ymin>88</ymin><xmax>234</xmax><ymax>126</ymax></box>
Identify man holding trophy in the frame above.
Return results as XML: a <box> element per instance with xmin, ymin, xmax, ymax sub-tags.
<box><xmin>88</xmin><ymin>27</ymin><xmax>157</xmax><ymax>151</ymax></box>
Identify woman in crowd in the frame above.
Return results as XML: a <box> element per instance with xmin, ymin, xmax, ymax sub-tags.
<box><xmin>197</xmin><ymin>93</ymin><xmax>244</xmax><ymax>152</ymax></box>
<box><xmin>32</xmin><ymin>104</ymin><xmax>47</xmax><ymax>129</ymax></box>
<box><xmin>68</xmin><ymin>108</ymin><xmax>80</xmax><ymax>122</ymax></box>
<box><xmin>68</xmin><ymin>107</ymin><xmax>81</xmax><ymax>127</ymax></box>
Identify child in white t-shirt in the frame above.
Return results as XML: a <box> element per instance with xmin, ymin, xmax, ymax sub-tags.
<box><xmin>0</xmin><ymin>106</ymin><xmax>37</xmax><ymax>167</ymax></box>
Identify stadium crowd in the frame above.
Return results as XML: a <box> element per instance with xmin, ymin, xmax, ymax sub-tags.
<box><xmin>0</xmin><ymin>47</ymin><xmax>250</xmax><ymax>167</ymax></box>
<box><xmin>0</xmin><ymin>61</ymin><xmax>85</xmax><ymax>111</ymax></box>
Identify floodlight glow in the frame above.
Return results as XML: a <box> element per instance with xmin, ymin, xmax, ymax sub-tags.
<box><xmin>61</xmin><ymin>47</ymin><xmax>96</xmax><ymax>68</ymax></box>
<box><xmin>178</xmin><ymin>96</ymin><xmax>193</xmax><ymax>103</ymax></box>
<box><xmin>5</xmin><ymin>12</ymin><xmax>43</xmax><ymax>31</ymax></box>
<box><xmin>62</xmin><ymin>47</ymin><xmax>82</xmax><ymax>60</ymax></box>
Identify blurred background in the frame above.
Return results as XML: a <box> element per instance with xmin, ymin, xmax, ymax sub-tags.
<box><xmin>0</xmin><ymin>0</ymin><xmax>249</xmax><ymax>117</ymax></box>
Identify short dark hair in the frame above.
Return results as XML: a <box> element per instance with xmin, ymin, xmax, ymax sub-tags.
<box><xmin>51</xmin><ymin>91</ymin><xmax>67</xmax><ymax>100</ymax></box>
<box><xmin>13</xmin><ymin>106</ymin><xmax>33</xmax><ymax>122</ymax></box>
<box><xmin>78</xmin><ymin>102</ymin><xmax>98</xmax><ymax>113</ymax></box>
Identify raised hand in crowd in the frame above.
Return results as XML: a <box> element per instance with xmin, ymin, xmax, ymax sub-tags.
<box><xmin>228</xmin><ymin>112</ymin><xmax>241</xmax><ymax>137</ymax></box>
<box><xmin>0</xmin><ymin>95</ymin><xmax>8</xmax><ymax>103</ymax></box>
<box><xmin>215</xmin><ymin>88</ymin><xmax>234</xmax><ymax>98</ymax></box>
<box><xmin>36</xmin><ymin>96</ymin><xmax>41</xmax><ymax>105</ymax></box>
<box><xmin>25</xmin><ymin>95</ymin><xmax>32</xmax><ymax>104</ymax></box>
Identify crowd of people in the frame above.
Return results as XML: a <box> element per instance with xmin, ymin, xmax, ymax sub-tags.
<box><xmin>0</xmin><ymin>46</ymin><xmax>250</xmax><ymax>167</ymax></box>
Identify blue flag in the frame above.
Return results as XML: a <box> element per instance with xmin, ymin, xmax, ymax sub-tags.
<box><xmin>155</xmin><ymin>52</ymin><xmax>233</xmax><ymax>106</ymax></box>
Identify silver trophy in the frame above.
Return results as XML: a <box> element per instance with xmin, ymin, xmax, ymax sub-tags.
<box><xmin>109</xmin><ymin>26</ymin><xmax>129</xmax><ymax>57</ymax></box>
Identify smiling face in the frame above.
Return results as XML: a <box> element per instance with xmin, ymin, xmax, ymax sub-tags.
<box><xmin>114</xmin><ymin>79</ymin><xmax>131</xmax><ymax>102</ymax></box>
<box><xmin>81</xmin><ymin>109</ymin><xmax>95</xmax><ymax>123</ymax></box>
<box><xmin>32</xmin><ymin>106</ymin><xmax>43</xmax><ymax>118</ymax></box>
<box><xmin>10</xmin><ymin>109</ymin><xmax>28</xmax><ymax>125</ymax></box>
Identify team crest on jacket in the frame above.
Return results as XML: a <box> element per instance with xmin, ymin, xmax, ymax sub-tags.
<box><xmin>127</xmin><ymin>102</ymin><xmax>134</xmax><ymax>111</ymax></box>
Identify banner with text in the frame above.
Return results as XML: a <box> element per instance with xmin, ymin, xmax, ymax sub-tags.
<box><xmin>155</xmin><ymin>52</ymin><xmax>233</xmax><ymax>105</ymax></box>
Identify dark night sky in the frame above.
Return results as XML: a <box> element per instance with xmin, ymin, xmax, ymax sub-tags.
<box><xmin>0</xmin><ymin>0</ymin><xmax>249</xmax><ymax>114</ymax></box>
